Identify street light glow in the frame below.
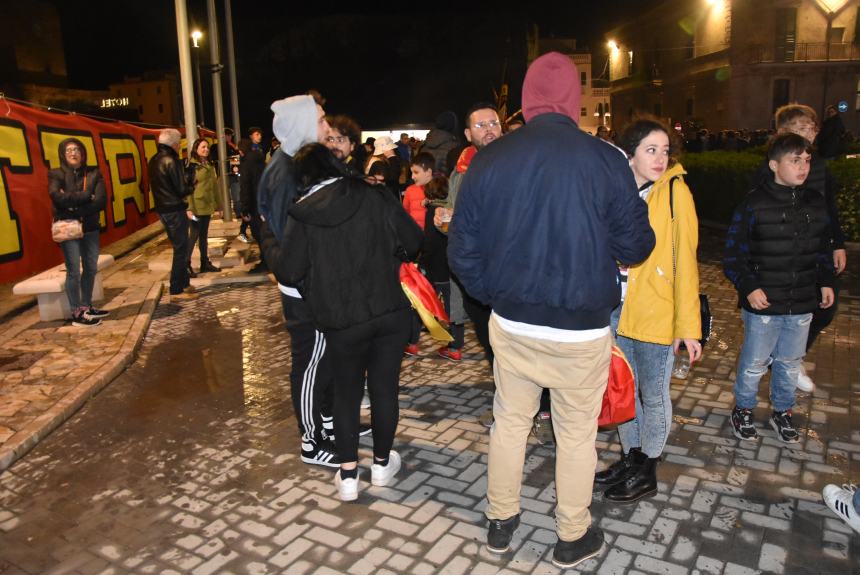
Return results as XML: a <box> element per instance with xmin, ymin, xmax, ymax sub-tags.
<box><xmin>607</xmin><ymin>40</ymin><xmax>618</xmax><ymax>51</ymax></box>
<box><xmin>191</xmin><ymin>30</ymin><xmax>203</xmax><ymax>48</ymax></box>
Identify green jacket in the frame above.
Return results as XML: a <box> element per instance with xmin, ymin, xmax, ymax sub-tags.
<box><xmin>189</xmin><ymin>160</ymin><xmax>220</xmax><ymax>216</ymax></box>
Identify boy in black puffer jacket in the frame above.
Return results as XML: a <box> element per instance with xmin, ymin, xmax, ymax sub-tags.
<box><xmin>724</xmin><ymin>133</ymin><xmax>835</xmax><ymax>444</ymax></box>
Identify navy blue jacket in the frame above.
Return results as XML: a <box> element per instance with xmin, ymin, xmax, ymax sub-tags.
<box><xmin>448</xmin><ymin>113</ymin><xmax>655</xmax><ymax>330</ymax></box>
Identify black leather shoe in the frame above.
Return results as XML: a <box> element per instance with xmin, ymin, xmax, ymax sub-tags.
<box><xmin>200</xmin><ymin>261</ymin><xmax>221</xmax><ymax>273</ymax></box>
<box><xmin>186</xmin><ymin>264</ymin><xmax>197</xmax><ymax>278</ymax></box>
<box><xmin>486</xmin><ymin>514</ymin><xmax>520</xmax><ymax>553</ymax></box>
<box><xmin>593</xmin><ymin>449</ymin><xmax>638</xmax><ymax>492</ymax></box>
<box><xmin>604</xmin><ymin>453</ymin><xmax>658</xmax><ymax>504</ymax></box>
<box><xmin>552</xmin><ymin>527</ymin><xmax>604</xmax><ymax>569</ymax></box>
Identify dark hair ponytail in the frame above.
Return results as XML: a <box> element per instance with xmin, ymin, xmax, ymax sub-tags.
<box><xmin>294</xmin><ymin>143</ymin><xmax>348</xmax><ymax>193</ymax></box>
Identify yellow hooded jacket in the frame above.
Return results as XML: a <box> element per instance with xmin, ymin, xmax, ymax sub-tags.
<box><xmin>617</xmin><ymin>163</ymin><xmax>701</xmax><ymax>345</ymax></box>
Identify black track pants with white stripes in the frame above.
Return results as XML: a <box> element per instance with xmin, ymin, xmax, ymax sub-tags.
<box><xmin>281</xmin><ymin>292</ymin><xmax>333</xmax><ymax>448</ymax></box>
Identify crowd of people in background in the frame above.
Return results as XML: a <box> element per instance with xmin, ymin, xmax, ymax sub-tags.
<box><xmin>50</xmin><ymin>49</ymin><xmax>856</xmax><ymax>569</ymax></box>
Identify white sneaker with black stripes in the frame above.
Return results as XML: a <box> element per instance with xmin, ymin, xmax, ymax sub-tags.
<box><xmin>301</xmin><ymin>439</ymin><xmax>341</xmax><ymax>468</ymax></box>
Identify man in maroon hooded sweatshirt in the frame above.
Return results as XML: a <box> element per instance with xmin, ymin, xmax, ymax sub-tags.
<box><xmin>448</xmin><ymin>52</ymin><xmax>655</xmax><ymax>568</ymax></box>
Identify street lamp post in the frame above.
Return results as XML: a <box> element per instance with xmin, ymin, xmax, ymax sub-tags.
<box><xmin>191</xmin><ymin>29</ymin><xmax>205</xmax><ymax>128</ymax></box>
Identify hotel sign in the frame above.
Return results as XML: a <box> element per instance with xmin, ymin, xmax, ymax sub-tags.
<box><xmin>100</xmin><ymin>97</ymin><xmax>129</xmax><ymax>108</ymax></box>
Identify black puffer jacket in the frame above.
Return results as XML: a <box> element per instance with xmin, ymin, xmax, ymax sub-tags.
<box><xmin>724</xmin><ymin>174</ymin><xmax>834</xmax><ymax>315</ymax></box>
<box><xmin>148</xmin><ymin>143</ymin><xmax>190</xmax><ymax>213</ymax></box>
<box><xmin>48</xmin><ymin>137</ymin><xmax>106</xmax><ymax>233</ymax></box>
<box><xmin>276</xmin><ymin>177</ymin><xmax>423</xmax><ymax>331</ymax></box>
<box><xmin>754</xmin><ymin>154</ymin><xmax>845</xmax><ymax>249</ymax></box>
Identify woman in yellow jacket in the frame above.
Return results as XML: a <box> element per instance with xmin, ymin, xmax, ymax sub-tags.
<box><xmin>188</xmin><ymin>138</ymin><xmax>222</xmax><ymax>274</ymax></box>
<box><xmin>594</xmin><ymin>117</ymin><xmax>702</xmax><ymax>503</ymax></box>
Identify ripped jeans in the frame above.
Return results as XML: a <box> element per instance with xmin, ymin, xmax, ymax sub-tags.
<box><xmin>734</xmin><ymin>309</ymin><xmax>812</xmax><ymax>412</ymax></box>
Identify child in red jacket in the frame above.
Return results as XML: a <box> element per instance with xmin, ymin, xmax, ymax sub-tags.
<box><xmin>402</xmin><ymin>152</ymin><xmax>435</xmax><ymax>230</ymax></box>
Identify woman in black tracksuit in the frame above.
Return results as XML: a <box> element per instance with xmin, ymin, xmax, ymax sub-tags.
<box><xmin>276</xmin><ymin>143</ymin><xmax>423</xmax><ymax>501</ymax></box>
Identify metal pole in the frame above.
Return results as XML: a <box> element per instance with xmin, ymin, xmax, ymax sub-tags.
<box><xmin>194</xmin><ymin>47</ymin><xmax>205</xmax><ymax>127</ymax></box>
<box><xmin>208</xmin><ymin>0</ymin><xmax>232</xmax><ymax>221</ymax></box>
<box><xmin>175</xmin><ymin>0</ymin><xmax>197</xmax><ymax>146</ymax></box>
<box><xmin>822</xmin><ymin>14</ymin><xmax>833</xmax><ymax>115</ymax></box>
<box><xmin>224</xmin><ymin>0</ymin><xmax>241</xmax><ymax>138</ymax></box>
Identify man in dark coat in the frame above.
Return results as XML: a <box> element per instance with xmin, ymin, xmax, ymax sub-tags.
<box><xmin>148</xmin><ymin>128</ymin><xmax>195</xmax><ymax>300</ymax></box>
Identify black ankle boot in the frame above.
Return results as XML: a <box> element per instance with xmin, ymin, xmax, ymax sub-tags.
<box><xmin>593</xmin><ymin>448</ymin><xmax>639</xmax><ymax>492</ymax></box>
<box><xmin>604</xmin><ymin>451</ymin><xmax>658</xmax><ymax>504</ymax></box>
<box><xmin>186</xmin><ymin>264</ymin><xmax>197</xmax><ymax>278</ymax></box>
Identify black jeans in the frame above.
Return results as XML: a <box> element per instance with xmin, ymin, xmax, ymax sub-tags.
<box><xmin>159</xmin><ymin>211</ymin><xmax>190</xmax><ymax>294</ymax></box>
<box><xmin>188</xmin><ymin>214</ymin><xmax>212</xmax><ymax>267</ymax></box>
<box><xmin>281</xmin><ymin>293</ymin><xmax>333</xmax><ymax>446</ymax></box>
<box><xmin>326</xmin><ymin>308</ymin><xmax>411</xmax><ymax>463</ymax></box>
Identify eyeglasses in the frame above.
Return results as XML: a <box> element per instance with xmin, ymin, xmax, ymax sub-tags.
<box><xmin>65</xmin><ymin>147</ymin><xmax>82</xmax><ymax>155</ymax></box>
<box><xmin>325</xmin><ymin>135</ymin><xmax>350</xmax><ymax>144</ymax></box>
<box><xmin>472</xmin><ymin>120</ymin><xmax>501</xmax><ymax>130</ymax></box>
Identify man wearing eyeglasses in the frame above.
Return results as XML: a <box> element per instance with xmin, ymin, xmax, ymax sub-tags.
<box><xmin>324</xmin><ymin>114</ymin><xmax>363</xmax><ymax>174</ymax></box>
<box><xmin>434</xmin><ymin>103</ymin><xmax>502</xmax><ymax>390</ymax></box>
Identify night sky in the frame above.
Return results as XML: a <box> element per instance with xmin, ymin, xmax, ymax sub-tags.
<box><xmin>46</xmin><ymin>1</ymin><xmax>642</xmax><ymax>133</ymax></box>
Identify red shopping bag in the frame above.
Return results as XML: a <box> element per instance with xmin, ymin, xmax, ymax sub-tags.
<box><xmin>598</xmin><ymin>345</ymin><xmax>636</xmax><ymax>427</ymax></box>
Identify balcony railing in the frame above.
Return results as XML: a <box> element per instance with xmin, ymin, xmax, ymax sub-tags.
<box><xmin>744</xmin><ymin>42</ymin><xmax>860</xmax><ymax>63</ymax></box>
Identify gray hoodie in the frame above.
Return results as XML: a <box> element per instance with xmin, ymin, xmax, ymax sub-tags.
<box><xmin>271</xmin><ymin>95</ymin><xmax>318</xmax><ymax>156</ymax></box>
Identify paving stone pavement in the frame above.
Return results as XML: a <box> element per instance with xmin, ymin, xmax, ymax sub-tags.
<box><xmin>0</xmin><ymin>228</ymin><xmax>858</xmax><ymax>574</ymax></box>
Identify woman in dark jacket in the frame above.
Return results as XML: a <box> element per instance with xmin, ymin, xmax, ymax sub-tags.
<box><xmin>275</xmin><ymin>143</ymin><xmax>423</xmax><ymax>502</ymax></box>
<box><xmin>48</xmin><ymin>138</ymin><xmax>108</xmax><ymax>327</ymax></box>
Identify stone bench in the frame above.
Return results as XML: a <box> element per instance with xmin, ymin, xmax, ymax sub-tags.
<box><xmin>12</xmin><ymin>254</ymin><xmax>115</xmax><ymax>321</ymax></box>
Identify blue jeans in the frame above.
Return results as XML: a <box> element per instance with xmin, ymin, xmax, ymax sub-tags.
<box><xmin>60</xmin><ymin>230</ymin><xmax>100</xmax><ymax>314</ymax></box>
<box><xmin>159</xmin><ymin>211</ymin><xmax>190</xmax><ymax>295</ymax></box>
<box><xmin>610</xmin><ymin>305</ymin><xmax>674</xmax><ymax>458</ymax></box>
<box><xmin>734</xmin><ymin>309</ymin><xmax>811</xmax><ymax>412</ymax></box>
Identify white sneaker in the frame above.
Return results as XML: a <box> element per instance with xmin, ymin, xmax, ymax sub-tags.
<box><xmin>823</xmin><ymin>484</ymin><xmax>860</xmax><ymax>534</ymax></box>
<box><xmin>796</xmin><ymin>365</ymin><xmax>814</xmax><ymax>393</ymax></box>
<box><xmin>371</xmin><ymin>451</ymin><xmax>401</xmax><ymax>486</ymax></box>
<box><xmin>334</xmin><ymin>468</ymin><xmax>360</xmax><ymax>502</ymax></box>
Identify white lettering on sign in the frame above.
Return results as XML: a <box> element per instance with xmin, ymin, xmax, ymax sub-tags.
<box><xmin>100</xmin><ymin>98</ymin><xmax>130</xmax><ymax>108</ymax></box>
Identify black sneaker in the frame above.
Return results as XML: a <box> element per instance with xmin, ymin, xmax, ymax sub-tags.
<box><xmin>731</xmin><ymin>406</ymin><xmax>758</xmax><ymax>441</ymax></box>
<box><xmin>86</xmin><ymin>307</ymin><xmax>110</xmax><ymax>318</ymax></box>
<box><xmin>770</xmin><ymin>410</ymin><xmax>800</xmax><ymax>443</ymax></box>
<box><xmin>72</xmin><ymin>313</ymin><xmax>101</xmax><ymax>327</ymax></box>
<box><xmin>552</xmin><ymin>527</ymin><xmax>605</xmax><ymax>569</ymax></box>
<box><xmin>486</xmin><ymin>514</ymin><xmax>520</xmax><ymax>553</ymax></box>
<box><xmin>300</xmin><ymin>440</ymin><xmax>341</xmax><ymax>468</ymax></box>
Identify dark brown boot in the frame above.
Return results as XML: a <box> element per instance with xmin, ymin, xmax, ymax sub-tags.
<box><xmin>603</xmin><ymin>451</ymin><xmax>658</xmax><ymax>504</ymax></box>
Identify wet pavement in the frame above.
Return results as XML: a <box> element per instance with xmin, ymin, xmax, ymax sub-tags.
<box><xmin>0</xmin><ymin>228</ymin><xmax>858</xmax><ymax>574</ymax></box>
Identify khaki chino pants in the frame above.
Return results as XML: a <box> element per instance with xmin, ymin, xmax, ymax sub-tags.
<box><xmin>486</xmin><ymin>315</ymin><xmax>610</xmax><ymax>541</ymax></box>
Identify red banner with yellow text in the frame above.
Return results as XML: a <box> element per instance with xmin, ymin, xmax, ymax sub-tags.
<box><xmin>0</xmin><ymin>100</ymin><xmax>178</xmax><ymax>283</ymax></box>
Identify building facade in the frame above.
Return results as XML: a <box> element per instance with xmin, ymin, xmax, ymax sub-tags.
<box><xmin>607</xmin><ymin>0</ymin><xmax>860</xmax><ymax>133</ymax></box>
<box><xmin>109</xmin><ymin>75</ymin><xmax>182</xmax><ymax>127</ymax></box>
